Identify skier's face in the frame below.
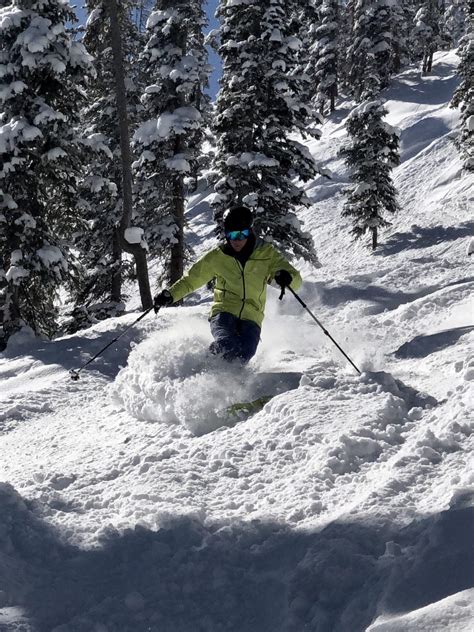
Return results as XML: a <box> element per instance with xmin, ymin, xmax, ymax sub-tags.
<box><xmin>229</xmin><ymin>237</ymin><xmax>248</xmax><ymax>252</ymax></box>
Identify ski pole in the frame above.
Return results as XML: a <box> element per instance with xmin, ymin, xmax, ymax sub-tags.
<box><xmin>286</xmin><ymin>286</ymin><xmax>361</xmax><ymax>375</ymax></box>
<box><xmin>69</xmin><ymin>306</ymin><xmax>155</xmax><ymax>381</ymax></box>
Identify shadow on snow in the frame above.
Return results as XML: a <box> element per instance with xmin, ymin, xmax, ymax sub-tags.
<box><xmin>1</xmin><ymin>483</ymin><xmax>473</xmax><ymax>632</ymax></box>
<box><xmin>399</xmin><ymin>116</ymin><xmax>451</xmax><ymax>163</ymax></box>
<box><xmin>0</xmin><ymin>316</ymin><xmax>160</xmax><ymax>382</ymax></box>
<box><xmin>393</xmin><ymin>326</ymin><xmax>474</xmax><ymax>359</ymax></box>
<box><xmin>386</xmin><ymin>63</ymin><xmax>460</xmax><ymax>106</ymax></box>
<box><xmin>311</xmin><ymin>275</ymin><xmax>474</xmax><ymax>316</ymax></box>
<box><xmin>376</xmin><ymin>222</ymin><xmax>474</xmax><ymax>257</ymax></box>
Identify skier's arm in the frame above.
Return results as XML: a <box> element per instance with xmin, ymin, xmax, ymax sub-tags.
<box><xmin>269</xmin><ymin>248</ymin><xmax>302</xmax><ymax>291</ymax></box>
<box><xmin>168</xmin><ymin>251</ymin><xmax>216</xmax><ymax>303</ymax></box>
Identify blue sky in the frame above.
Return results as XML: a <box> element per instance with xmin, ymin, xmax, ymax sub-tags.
<box><xmin>74</xmin><ymin>0</ymin><xmax>221</xmax><ymax>97</ymax></box>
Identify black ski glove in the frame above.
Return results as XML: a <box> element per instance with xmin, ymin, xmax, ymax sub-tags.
<box><xmin>274</xmin><ymin>269</ymin><xmax>292</xmax><ymax>288</ymax></box>
<box><xmin>154</xmin><ymin>289</ymin><xmax>173</xmax><ymax>313</ymax></box>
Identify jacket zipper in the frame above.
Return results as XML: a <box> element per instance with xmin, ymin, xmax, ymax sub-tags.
<box><xmin>236</xmin><ymin>260</ymin><xmax>246</xmax><ymax>321</ymax></box>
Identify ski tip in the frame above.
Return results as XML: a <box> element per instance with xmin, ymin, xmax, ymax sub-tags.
<box><xmin>225</xmin><ymin>395</ymin><xmax>273</xmax><ymax>417</ymax></box>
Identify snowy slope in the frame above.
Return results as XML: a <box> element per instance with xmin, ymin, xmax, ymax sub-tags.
<box><xmin>0</xmin><ymin>51</ymin><xmax>473</xmax><ymax>632</ymax></box>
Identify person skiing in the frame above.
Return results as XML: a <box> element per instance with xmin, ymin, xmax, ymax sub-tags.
<box><xmin>153</xmin><ymin>206</ymin><xmax>302</xmax><ymax>363</ymax></box>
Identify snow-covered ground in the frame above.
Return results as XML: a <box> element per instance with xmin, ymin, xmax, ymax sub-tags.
<box><xmin>0</xmin><ymin>51</ymin><xmax>473</xmax><ymax>632</ymax></box>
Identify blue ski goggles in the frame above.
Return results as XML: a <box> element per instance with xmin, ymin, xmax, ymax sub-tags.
<box><xmin>226</xmin><ymin>228</ymin><xmax>250</xmax><ymax>241</ymax></box>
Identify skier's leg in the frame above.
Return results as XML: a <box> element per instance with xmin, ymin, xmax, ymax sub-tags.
<box><xmin>236</xmin><ymin>318</ymin><xmax>261</xmax><ymax>364</ymax></box>
<box><xmin>209</xmin><ymin>312</ymin><xmax>242</xmax><ymax>360</ymax></box>
<box><xmin>210</xmin><ymin>313</ymin><xmax>261</xmax><ymax>363</ymax></box>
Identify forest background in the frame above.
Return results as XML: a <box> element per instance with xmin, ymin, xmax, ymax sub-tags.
<box><xmin>0</xmin><ymin>0</ymin><xmax>471</xmax><ymax>350</ymax></box>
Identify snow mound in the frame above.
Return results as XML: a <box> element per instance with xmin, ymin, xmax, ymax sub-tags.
<box><xmin>368</xmin><ymin>588</ymin><xmax>474</xmax><ymax>632</ymax></box>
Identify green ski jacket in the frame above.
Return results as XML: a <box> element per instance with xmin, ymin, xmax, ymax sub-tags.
<box><xmin>169</xmin><ymin>240</ymin><xmax>302</xmax><ymax>328</ymax></box>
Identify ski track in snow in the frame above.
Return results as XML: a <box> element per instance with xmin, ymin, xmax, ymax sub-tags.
<box><xmin>0</xmin><ymin>51</ymin><xmax>473</xmax><ymax>632</ymax></box>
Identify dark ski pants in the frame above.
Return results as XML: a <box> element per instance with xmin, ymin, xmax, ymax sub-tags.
<box><xmin>209</xmin><ymin>312</ymin><xmax>261</xmax><ymax>364</ymax></box>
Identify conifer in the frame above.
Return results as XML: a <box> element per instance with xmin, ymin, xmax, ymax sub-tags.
<box><xmin>451</xmin><ymin>6</ymin><xmax>473</xmax><ymax>171</ymax></box>
<box><xmin>72</xmin><ymin>0</ymin><xmax>142</xmax><ymax>323</ymax></box>
<box><xmin>212</xmin><ymin>0</ymin><xmax>326</xmax><ymax>264</ymax></box>
<box><xmin>444</xmin><ymin>0</ymin><xmax>469</xmax><ymax>46</ymax></box>
<box><xmin>340</xmin><ymin>100</ymin><xmax>400</xmax><ymax>249</ymax></box>
<box><xmin>414</xmin><ymin>0</ymin><xmax>445</xmax><ymax>73</ymax></box>
<box><xmin>313</xmin><ymin>0</ymin><xmax>341</xmax><ymax>115</ymax></box>
<box><xmin>347</xmin><ymin>0</ymin><xmax>398</xmax><ymax>101</ymax></box>
<box><xmin>133</xmin><ymin>0</ymin><xmax>209</xmax><ymax>285</ymax></box>
<box><xmin>0</xmin><ymin>0</ymin><xmax>93</xmax><ymax>345</ymax></box>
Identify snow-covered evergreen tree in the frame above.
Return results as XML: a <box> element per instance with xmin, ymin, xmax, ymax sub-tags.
<box><xmin>338</xmin><ymin>0</ymin><xmax>356</xmax><ymax>93</ymax></box>
<box><xmin>72</xmin><ymin>0</ymin><xmax>142</xmax><ymax>321</ymax></box>
<box><xmin>347</xmin><ymin>1</ymin><xmax>379</xmax><ymax>100</ymax></box>
<box><xmin>340</xmin><ymin>100</ymin><xmax>400</xmax><ymax>249</ymax></box>
<box><xmin>211</xmin><ymin>0</ymin><xmax>326</xmax><ymax>264</ymax></box>
<box><xmin>313</xmin><ymin>0</ymin><xmax>341</xmax><ymax>115</ymax></box>
<box><xmin>0</xmin><ymin>0</ymin><xmax>93</xmax><ymax>346</ymax></box>
<box><xmin>414</xmin><ymin>0</ymin><xmax>445</xmax><ymax>73</ymax></box>
<box><xmin>292</xmin><ymin>0</ymin><xmax>321</xmax><ymax>106</ymax></box>
<box><xmin>444</xmin><ymin>0</ymin><xmax>469</xmax><ymax>46</ymax></box>
<box><xmin>347</xmin><ymin>0</ymin><xmax>398</xmax><ymax>101</ymax></box>
<box><xmin>451</xmin><ymin>7</ymin><xmax>473</xmax><ymax>171</ymax></box>
<box><xmin>391</xmin><ymin>0</ymin><xmax>418</xmax><ymax>72</ymax></box>
<box><xmin>133</xmin><ymin>0</ymin><xmax>209</xmax><ymax>285</ymax></box>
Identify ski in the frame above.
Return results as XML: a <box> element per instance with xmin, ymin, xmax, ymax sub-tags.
<box><xmin>224</xmin><ymin>395</ymin><xmax>273</xmax><ymax>418</ymax></box>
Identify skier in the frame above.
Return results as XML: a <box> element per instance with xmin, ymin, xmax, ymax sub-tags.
<box><xmin>153</xmin><ymin>206</ymin><xmax>302</xmax><ymax>363</ymax></box>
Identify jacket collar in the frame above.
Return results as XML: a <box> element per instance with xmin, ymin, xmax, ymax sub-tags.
<box><xmin>221</xmin><ymin>231</ymin><xmax>257</xmax><ymax>265</ymax></box>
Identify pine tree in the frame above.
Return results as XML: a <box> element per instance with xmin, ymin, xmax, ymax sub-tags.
<box><xmin>392</xmin><ymin>0</ymin><xmax>418</xmax><ymax>72</ymax></box>
<box><xmin>133</xmin><ymin>0</ymin><xmax>209</xmax><ymax>286</ymax></box>
<box><xmin>414</xmin><ymin>0</ymin><xmax>445</xmax><ymax>74</ymax></box>
<box><xmin>211</xmin><ymin>0</ymin><xmax>326</xmax><ymax>264</ymax></box>
<box><xmin>347</xmin><ymin>0</ymin><xmax>398</xmax><ymax>101</ymax></box>
<box><xmin>451</xmin><ymin>6</ymin><xmax>473</xmax><ymax>171</ymax></box>
<box><xmin>0</xmin><ymin>0</ymin><xmax>93</xmax><ymax>346</ymax></box>
<box><xmin>73</xmin><ymin>0</ymin><xmax>143</xmax><ymax>324</ymax></box>
<box><xmin>292</xmin><ymin>0</ymin><xmax>321</xmax><ymax>106</ymax></box>
<box><xmin>109</xmin><ymin>0</ymin><xmax>154</xmax><ymax>310</ymax></box>
<box><xmin>347</xmin><ymin>1</ymin><xmax>379</xmax><ymax>101</ymax></box>
<box><xmin>313</xmin><ymin>0</ymin><xmax>341</xmax><ymax>115</ymax></box>
<box><xmin>339</xmin><ymin>0</ymin><xmax>356</xmax><ymax>93</ymax></box>
<box><xmin>444</xmin><ymin>0</ymin><xmax>468</xmax><ymax>46</ymax></box>
<box><xmin>339</xmin><ymin>100</ymin><xmax>400</xmax><ymax>249</ymax></box>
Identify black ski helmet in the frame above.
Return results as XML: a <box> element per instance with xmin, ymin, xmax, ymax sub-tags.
<box><xmin>223</xmin><ymin>205</ymin><xmax>254</xmax><ymax>232</ymax></box>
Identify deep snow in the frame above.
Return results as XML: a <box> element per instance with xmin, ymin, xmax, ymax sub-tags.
<box><xmin>0</xmin><ymin>51</ymin><xmax>473</xmax><ymax>632</ymax></box>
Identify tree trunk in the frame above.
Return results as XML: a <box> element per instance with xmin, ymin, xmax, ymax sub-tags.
<box><xmin>422</xmin><ymin>49</ymin><xmax>433</xmax><ymax>75</ymax></box>
<box><xmin>169</xmin><ymin>174</ymin><xmax>185</xmax><ymax>285</ymax></box>
<box><xmin>105</xmin><ymin>0</ymin><xmax>153</xmax><ymax>310</ymax></box>
<box><xmin>0</xmin><ymin>285</ymin><xmax>21</xmax><ymax>347</ymax></box>
<box><xmin>111</xmin><ymin>229</ymin><xmax>122</xmax><ymax>303</ymax></box>
<box><xmin>319</xmin><ymin>99</ymin><xmax>326</xmax><ymax>118</ymax></box>
<box><xmin>427</xmin><ymin>50</ymin><xmax>434</xmax><ymax>73</ymax></box>
<box><xmin>371</xmin><ymin>226</ymin><xmax>378</xmax><ymax>250</ymax></box>
<box><xmin>167</xmin><ymin>29</ymin><xmax>187</xmax><ymax>286</ymax></box>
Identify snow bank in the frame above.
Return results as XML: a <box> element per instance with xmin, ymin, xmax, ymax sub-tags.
<box><xmin>368</xmin><ymin>589</ymin><xmax>474</xmax><ymax>632</ymax></box>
